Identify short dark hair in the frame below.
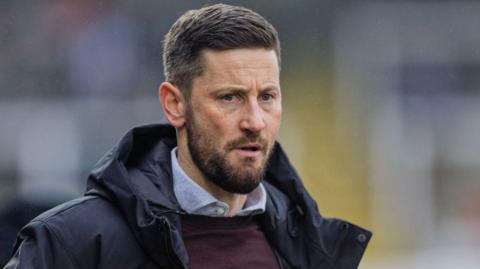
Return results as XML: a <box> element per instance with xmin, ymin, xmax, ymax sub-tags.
<box><xmin>163</xmin><ymin>4</ymin><xmax>280</xmax><ymax>98</ymax></box>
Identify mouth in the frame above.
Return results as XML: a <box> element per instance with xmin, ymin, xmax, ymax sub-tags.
<box><xmin>238</xmin><ymin>144</ymin><xmax>262</xmax><ymax>152</ymax></box>
<box><xmin>233</xmin><ymin>143</ymin><xmax>264</xmax><ymax>158</ymax></box>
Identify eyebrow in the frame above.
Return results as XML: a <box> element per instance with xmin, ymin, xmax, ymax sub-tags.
<box><xmin>211</xmin><ymin>86</ymin><xmax>247</xmax><ymax>93</ymax></box>
<box><xmin>210</xmin><ymin>85</ymin><xmax>280</xmax><ymax>95</ymax></box>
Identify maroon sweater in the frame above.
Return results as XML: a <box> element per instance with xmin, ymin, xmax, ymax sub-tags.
<box><xmin>180</xmin><ymin>214</ymin><xmax>279</xmax><ymax>269</ymax></box>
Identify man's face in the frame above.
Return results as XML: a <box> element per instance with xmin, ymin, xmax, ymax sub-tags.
<box><xmin>185</xmin><ymin>48</ymin><xmax>281</xmax><ymax>194</ymax></box>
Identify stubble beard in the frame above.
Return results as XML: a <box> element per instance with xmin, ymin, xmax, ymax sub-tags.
<box><xmin>185</xmin><ymin>109</ymin><xmax>272</xmax><ymax>194</ymax></box>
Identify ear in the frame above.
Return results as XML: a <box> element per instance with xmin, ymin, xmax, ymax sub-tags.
<box><xmin>159</xmin><ymin>82</ymin><xmax>186</xmax><ymax>128</ymax></box>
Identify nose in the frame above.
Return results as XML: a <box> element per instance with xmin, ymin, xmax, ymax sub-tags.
<box><xmin>239</xmin><ymin>99</ymin><xmax>266</xmax><ymax>133</ymax></box>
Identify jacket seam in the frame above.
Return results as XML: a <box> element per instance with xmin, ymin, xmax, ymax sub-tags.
<box><xmin>34</xmin><ymin>196</ymin><xmax>98</xmax><ymax>222</ymax></box>
<box><xmin>273</xmin><ymin>249</ymin><xmax>287</xmax><ymax>269</ymax></box>
<box><xmin>33</xmin><ymin>219</ymin><xmax>82</xmax><ymax>269</ymax></box>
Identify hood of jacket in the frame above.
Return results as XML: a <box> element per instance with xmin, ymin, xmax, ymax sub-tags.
<box><xmin>86</xmin><ymin>124</ymin><xmax>371</xmax><ymax>269</ymax></box>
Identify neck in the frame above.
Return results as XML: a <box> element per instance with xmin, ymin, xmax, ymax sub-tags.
<box><xmin>176</xmin><ymin>140</ymin><xmax>247</xmax><ymax>216</ymax></box>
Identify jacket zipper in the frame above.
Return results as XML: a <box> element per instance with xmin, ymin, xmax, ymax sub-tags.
<box><xmin>273</xmin><ymin>249</ymin><xmax>286</xmax><ymax>269</ymax></box>
<box><xmin>161</xmin><ymin>218</ymin><xmax>185</xmax><ymax>269</ymax></box>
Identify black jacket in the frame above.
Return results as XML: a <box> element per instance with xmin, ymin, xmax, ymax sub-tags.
<box><xmin>4</xmin><ymin>124</ymin><xmax>371</xmax><ymax>269</ymax></box>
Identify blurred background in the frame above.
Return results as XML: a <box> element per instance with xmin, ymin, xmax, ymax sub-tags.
<box><xmin>1</xmin><ymin>0</ymin><xmax>479</xmax><ymax>268</ymax></box>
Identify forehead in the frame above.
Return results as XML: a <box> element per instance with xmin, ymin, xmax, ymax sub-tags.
<box><xmin>198</xmin><ymin>48</ymin><xmax>280</xmax><ymax>84</ymax></box>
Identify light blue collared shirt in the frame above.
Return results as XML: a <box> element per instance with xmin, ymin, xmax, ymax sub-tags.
<box><xmin>171</xmin><ymin>148</ymin><xmax>266</xmax><ymax>217</ymax></box>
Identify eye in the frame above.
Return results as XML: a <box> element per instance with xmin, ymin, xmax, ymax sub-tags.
<box><xmin>220</xmin><ymin>94</ymin><xmax>235</xmax><ymax>102</ymax></box>
<box><xmin>259</xmin><ymin>93</ymin><xmax>274</xmax><ymax>101</ymax></box>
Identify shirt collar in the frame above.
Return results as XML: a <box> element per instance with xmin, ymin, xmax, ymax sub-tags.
<box><xmin>171</xmin><ymin>148</ymin><xmax>266</xmax><ymax>217</ymax></box>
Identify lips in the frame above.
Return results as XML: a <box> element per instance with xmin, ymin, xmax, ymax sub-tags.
<box><xmin>225</xmin><ymin>136</ymin><xmax>269</xmax><ymax>159</ymax></box>
<box><xmin>238</xmin><ymin>143</ymin><xmax>262</xmax><ymax>152</ymax></box>
<box><xmin>232</xmin><ymin>143</ymin><xmax>265</xmax><ymax>158</ymax></box>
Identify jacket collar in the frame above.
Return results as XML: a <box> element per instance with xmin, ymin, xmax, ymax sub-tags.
<box><xmin>87</xmin><ymin>124</ymin><xmax>187</xmax><ymax>267</ymax></box>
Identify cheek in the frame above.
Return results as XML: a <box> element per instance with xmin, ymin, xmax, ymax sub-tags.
<box><xmin>196</xmin><ymin>109</ymin><xmax>231</xmax><ymax>139</ymax></box>
<box><xmin>267</xmin><ymin>108</ymin><xmax>282</xmax><ymax>133</ymax></box>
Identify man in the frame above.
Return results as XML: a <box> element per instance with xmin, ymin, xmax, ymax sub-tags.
<box><xmin>4</xmin><ymin>4</ymin><xmax>371</xmax><ymax>269</ymax></box>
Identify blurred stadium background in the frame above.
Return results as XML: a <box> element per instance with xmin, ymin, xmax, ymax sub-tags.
<box><xmin>1</xmin><ymin>1</ymin><xmax>479</xmax><ymax>268</ymax></box>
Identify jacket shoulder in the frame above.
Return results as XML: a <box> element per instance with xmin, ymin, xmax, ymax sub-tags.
<box><xmin>261</xmin><ymin>179</ymin><xmax>371</xmax><ymax>269</ymax></box>
<box><xmin>28</xmin><ymin>195</ymin><xmax>133</xmax><ymax>247</ymax></box>
<box><xmin>8</xmin><ymin>196</ymin><xmax>148</xmax><ymax>269</ymax></box>
<box><xmin>30</xmin><ymin>195</ymin><xmax>123</xmax><ymax>231</ymax></box>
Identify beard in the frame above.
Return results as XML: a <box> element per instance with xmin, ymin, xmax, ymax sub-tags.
<box><xmin>185</xmin><ymin>109</ymin><xmax>273</xmax><ymax>194</ymax></box>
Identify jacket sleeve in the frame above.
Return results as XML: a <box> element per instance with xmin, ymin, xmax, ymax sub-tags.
<box><xmin>3</xmin><ymin>220</ymin><xmax>79</xmax><ymax>269</ymax></box>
